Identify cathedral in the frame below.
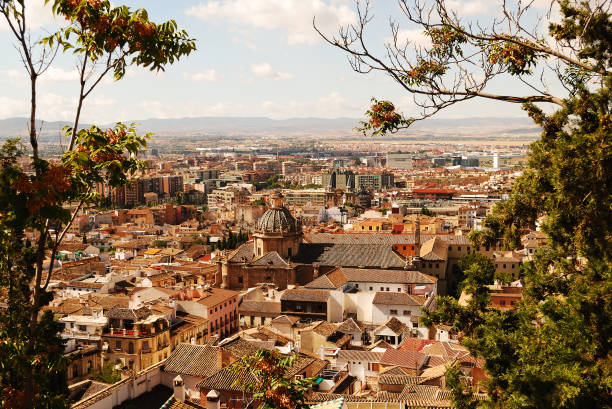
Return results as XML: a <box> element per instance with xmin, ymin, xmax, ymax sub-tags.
<box><xmin>217</xmin><ymin>192</ymin><xmax>320</xmax><ymax>290</ymax></box>
<box><xmin>216</xmin><ymin>192</ymin><xmax>437</xmax><ymax>292</ymax></box>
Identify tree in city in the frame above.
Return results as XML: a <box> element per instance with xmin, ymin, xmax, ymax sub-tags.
<box><xmin>318</xmin><ymin>1</ymin><xmax>611</xmax><ymax>408</ymax></box>
<box><xmin>231</xmin><ymin>349</ymin><xmax>315</xmax><ymax>409</ymax></box>
<box><xmin>93</xmin><ymin>361</ymin><xmax>121</xmax><ymax>385</ymax></box>
<box><xmin>0</xmin><ymin>1</ymin><xmax>195</xmax><ymax>408</ymax></box>
<box><xmin>420</xmin><ymin>206</ymin><xmax>434</xmax><ymax>217</ymax></box>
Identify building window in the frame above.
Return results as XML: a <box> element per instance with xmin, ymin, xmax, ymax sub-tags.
<box><xmin>403</xmin><ymin>310</ymin><xmax>410</xmax><ymax>316</ymax></box>
<box><xmin>397</xmin><ymin>288</ymin><xmax>401</xmax><ymax>292</ymax></box>
<box><xmin>238</xmin><ymin>277</ymin><xmax>243</xmax><ymax>284</ymax></box>
<box><xmin>503</xmin><ymin>264</ymin><xmax>507</xmax><ymax>269</ymax></box>
<box><xmin>458</xmin><ymin>246</ymin><xmax>462</xmax><ymax>251</ymax></box>
<box><xmin>115</xmin><ymin>341</ymin><xmax>121</xmax><ymax>351</ymax></box>
<box><xmin>390</xmin><ymin>309</ymin><xmax>398</xmax><ymax>315</ymax></box>
<box><xmin>500</xmin><ymin>300</ymin><xmax>506</xmax><ymax>306</ymax></box>
<box><xmin>380</xmin><ymin>287</ymin><xmax>384</xmax><ymax>291</ymax></box>
<box><xmin>369</xmin><ymin>287</ymin><xmax>373</xmax><ymax>291</ymax></box>
<box><xmin>386</xmin><ymin>287</ymin><xmax>390</xmax><ymax>291</ymax></box>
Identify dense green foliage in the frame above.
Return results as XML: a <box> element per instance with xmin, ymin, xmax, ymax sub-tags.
<box><xmin>93</xmin><ymin>361</ymin><xmax>121</xmax><ymax>384</ymax></box>
<box><xmin>213</xmin><ymin>230</ymin><xmax>250</xmax><ymax>251</ymax></box>
<box><xmin>231</xmin><ymin>349</ymin><xmax>314</xmax><ymax>409</ymax></box>
<box><xmin>420</xmin><ymin>206</ymin><xmax>434</xmax><ymax>217</ymax></box>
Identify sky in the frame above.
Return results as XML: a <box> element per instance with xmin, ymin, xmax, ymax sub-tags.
<box><xmin>0</xmin><ymin>0</ymin><xmax>563</xmax><ymax>123</ymax></box>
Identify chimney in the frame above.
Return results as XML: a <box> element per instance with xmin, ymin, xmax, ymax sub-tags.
<box><xmin>206</xmin><ymin>390</ymin><xmax>221</xmax><ymax>409</ymax></box>
<box><xmin>173</xmin><ymin>375</ymin><xmax>185</xmax><ymax>402</ymax></box>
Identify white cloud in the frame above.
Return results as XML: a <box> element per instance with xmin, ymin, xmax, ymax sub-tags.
<box><xmin>183</xmin><ymin>69</ymin><xmax>223</xmax><ymax>82</ymax></box>
<box><xmin>0</xmin><ymin>0</ymin><xmax>58</xmax><ymax>31</ymax></box>
<box><xmin>387</xmin><ymin>29</ymin><xmax>432</xmax><ymax>49</ymax></box>
<box><xmin>251</xmin><ymin>62</ymin><xmax>293</xmax><ymax>80</ymax></box>
<box><xmin>446</xmin><ymin>0</ymin><xmax>494</xmax><ymax>16</ymax></box>
<box><xmin>0</xmin><ymin>96</ymin><xmax>28</xmax><ymax>118</ymax></box>
<box><xmin>6</xmin><ymin>69</ymin><xmax>24</xmax><ymax>80</ymax></box>
<box><xmin>185</xmin><ymin>0</ymin><xmax>356</xmax><ymax>45</ymax></box>
<box><xmin>41</xmin><ymin>66</ymin><xmax>79</xmax><ymax>83</ymax></box>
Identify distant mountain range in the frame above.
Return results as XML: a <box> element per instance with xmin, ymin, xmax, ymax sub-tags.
<box><xmin>0</xmin><ymin>116</ymin><xmax>539</xmax><ymax>139</ymax></box>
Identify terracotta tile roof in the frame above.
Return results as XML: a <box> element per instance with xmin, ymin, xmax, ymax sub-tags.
<box><xmin>195</xmin><ymin>365</ymin><xmax>256</xmax><ymax>392</ymax></box>
<box><xmin>310</xmin><ymin>321</ymin><xmax>339</xmax><ymax>337</ymax></box>
<box><xmin>163</xmin><ymin>343</ymin><xmax>221</xmax><ymax>377</ymax></box>
<box><xmin>248</xmin><ymin>328</ymin><xmax>293</xmax><ymax>345</ymax></box>
<box><xmin>419</xmin><ymin>237</ymin><xmax>447</xmax><ymax>261</ymax></box>
<box><xmin>493</xmin><ymin>251</ymin><xmax>521</xmax><ymax>262</ymax></box>
<box><xmin>239</xmin><ymin>300</ymin><xmax>281</xmax><ymax>315</ymax></box>
<box><xmin>226</xmin><ymin>243</ymin><xmax>254</xmax><ymax>264</ymax></box>
<box><xmin>220</xmin><ymin>338</ymin><xmax>262</xmax><ymax>359</ymax></box>
<box><xmin>84</xmin><ymin>294</ymin><xmax>129</xmax><ymax>309</ymax></box>
<box><xmin>374</xmin><ymin>317</ymin><xmax>407</xmax><ymax>335</ymax></box>
<box><xmin>250</xmin><ymin>251</ymin><xmax>290</xmax><ymax>267</ymax></box>
<box><xmin>337</xmin><ymin>318</ymin><xmax>362</xmax><ymax>334</ymax></box>
<box><xmin>197</xmin><ymin>288</ymin><xmax>238</xmax><ymax>307</ymax></box>
<box><xmin>399</xmin><ymin>338</ymin><xmax>437</xmax><ymax>353</ymax></box>
<box><xmin>305</xmin><ymin>268</ymin><xmax>348</xmax><ymax>289</ymax></box>
<box><xmin>379</xmin><ymin>374</ymin><xmax>424</xmax><ymax>385</ymax></box>
<box><xmin>280</xmin><ymin>288</ymin><xmax>330</xmax><ymax>303</ymax></box>
<box><xmin>380</xmin><ymin>349</ymin><xmax>427</xmax><ymax>369</ymax></box>
<box><xmin>58</xmin><ymin>243</ymin><xmax>90</xmax><ymax>253</ymax></box>
<box><xmin>270</xmin><ymin>315</ymin><xmax>300</xmax><ymax>325</ymax></box>
<box><xmin>294</xmin><ymin>244</ymin><xmax>406</xmax><ymax>268</ymax></box>
<box><xmin>336</xmin><ymin>350</ymin><xmax>384</xmax><ymax>363</ymax></box>
<box><xmin>105</xmin><ymin>306</ymin><xmax>150</xmax><ymax>320</ymax></box>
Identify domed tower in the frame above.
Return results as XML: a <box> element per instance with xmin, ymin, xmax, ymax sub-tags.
<box><xmin>253</xmin><ymin>192</ymin><xmax>302</xmax><ymax>259</ymax></box>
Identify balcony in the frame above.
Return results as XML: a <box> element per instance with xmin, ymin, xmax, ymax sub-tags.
<box><xmin>61</xmin><ymin>330</ymin><xmax>101</xmax><ymax>341</ymax></box>
<box><xmin>103</xmin><ymin>328</ymin><xmax>154</xmax><ymax>338</ymax></box>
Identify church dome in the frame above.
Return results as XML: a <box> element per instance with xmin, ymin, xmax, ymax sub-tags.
<box><xmin>256</xmin><ymin>207</ymin><xmax>299</xmax><ymax>233</ymax></box>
